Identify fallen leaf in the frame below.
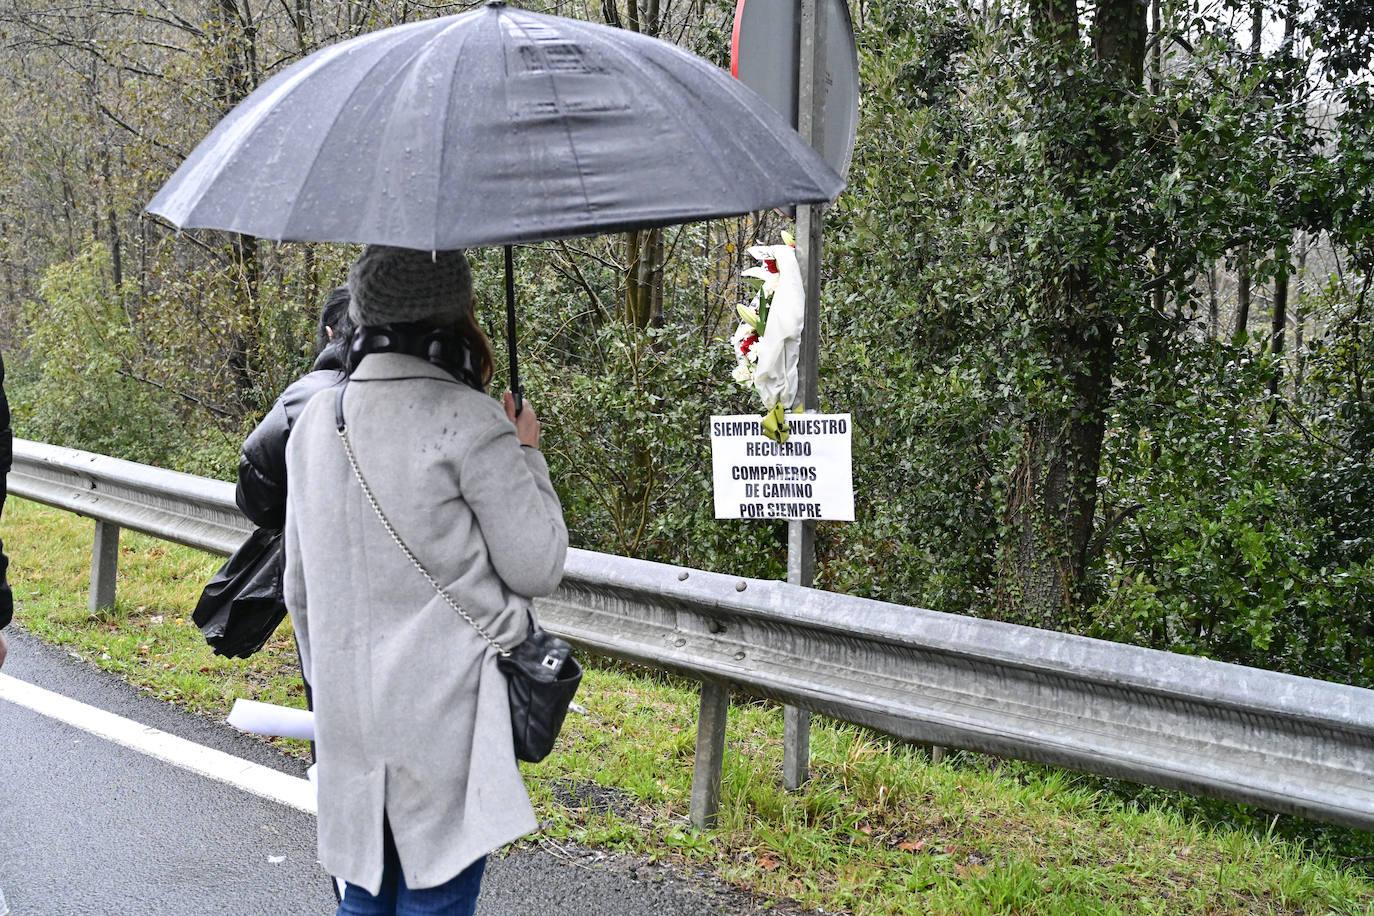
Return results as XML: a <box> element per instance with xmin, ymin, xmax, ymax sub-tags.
<box><xmin>898</xmin><ymin>840</ymin><xmax>926</xmax><ymax>853</ymax></box>
<box><xmin>758</xmin><ymin>855</ymin><xmax>780</xmax><ymax>872</ymax></box>
<box><xmin>857</xmin><ymin>823</ymin><xmax>874</xmax><ymax>835</ymax></box>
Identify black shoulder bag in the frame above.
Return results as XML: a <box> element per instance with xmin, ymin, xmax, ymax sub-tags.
<box><xmin>333</xmin><ymin>385</ymin><xmax>580</xmax><ymax>763</ymax></box>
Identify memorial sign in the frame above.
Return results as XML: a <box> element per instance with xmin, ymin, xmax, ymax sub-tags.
<box><xmin>710</xmin><ymin>413</ymin><xmax>854</xmax><ymax>521</ymax></box>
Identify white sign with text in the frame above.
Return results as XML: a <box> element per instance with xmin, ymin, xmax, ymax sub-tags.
<box><xmin>710</xmin><ymin>414</ymin><xmax>855</xmax><ymax>521</ymax></box>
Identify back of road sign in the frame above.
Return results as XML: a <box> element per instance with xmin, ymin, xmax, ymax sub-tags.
<box><xmin>731</xmin><ymin>0</ymin><xmax>860</xmax><ymax>179</ymax></box>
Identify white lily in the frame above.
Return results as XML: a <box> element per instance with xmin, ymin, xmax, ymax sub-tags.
<box><xmin>736</xmin><ymin>301</ymin><xmax>762</xmax><ymax>331</ymax></box>
<box><xmin>744</xmin><ymin>245</ymin><xmax>783</xmax><ymax>297</ymax></box>
<box><xmin>748</xmin><ymin>244</ymin><xmax>805</xmax><ymax>411</ymax></box>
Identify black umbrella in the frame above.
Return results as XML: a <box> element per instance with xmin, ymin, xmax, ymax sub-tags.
<box><xmin>148</xmin><ymin>1</ymin><xmax>843</xmax><ymax>406</ymax></box>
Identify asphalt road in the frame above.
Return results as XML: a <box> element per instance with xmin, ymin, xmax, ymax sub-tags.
<box><xmin>0</xmin><ymin>629</ymin><xmax>799</xmax><ymax>916</ymax></box>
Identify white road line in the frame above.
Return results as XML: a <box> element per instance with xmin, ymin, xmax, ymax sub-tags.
<box><xmin>0</xmin><ymin>673</ymin><xmax>317</xmax><ymax>815</ymax></box>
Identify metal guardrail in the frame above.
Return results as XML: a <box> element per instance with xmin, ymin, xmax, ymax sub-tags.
<box><xmin>9</xmin><ymin>437</ymin><xmax>1374</xmax><ymax>832</ymax></box>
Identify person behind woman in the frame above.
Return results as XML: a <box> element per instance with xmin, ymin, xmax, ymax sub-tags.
<box><xmin>283</xmin><ymin>246</ymin><xmax>567</xmax><ymax>915</ymax></box>
<box><xmin>237</xmin><ymin>285</ymin><xmax>355</xmax><ymax>530</ymax></box>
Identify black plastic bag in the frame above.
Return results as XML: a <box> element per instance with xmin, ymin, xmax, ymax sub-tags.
<box><xmin>193</xmin><ymin>527</ymin><xmax>288</xmax><ymax>658</ymax></box>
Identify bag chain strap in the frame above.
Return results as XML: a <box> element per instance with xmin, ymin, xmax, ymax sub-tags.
<box><xmin>336</xmin><ymin>426</ymin><xmax>511</xmax><ymax>658</ymax></box>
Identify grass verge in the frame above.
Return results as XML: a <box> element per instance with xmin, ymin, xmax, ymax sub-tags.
<box><xmin>5</xmin><ymin>496</ymin><xmax>1373</xmax><ymax>914</ymax></box>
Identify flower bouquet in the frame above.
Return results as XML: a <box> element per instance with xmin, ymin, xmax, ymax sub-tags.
<box><xmin>730</xmin><ymin>231</ymin><xmax>805</xmax><ymax>442</ymax></box>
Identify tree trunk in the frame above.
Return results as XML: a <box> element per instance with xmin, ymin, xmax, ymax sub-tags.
<box><xmin>1148</xmin><ymin>0</ymin><xmax>1161</xmax><ymax>92</ymax></box>
<box><xmin>1235</xmin><ymin>251</ymin><xmax>1251</xmax><ymax>337</ymax></box>
<box><xmin>1003</xmin><ymin>321</ymin><xmax>1116</xmax><ymax>624</ymax></box>
<box><xmin>649</xmin><ymin>229</ymin><xmax>665</xmax><ymax>328</ymax></box>
<box><xmin>1268</xmin><ymin>239</ymin><xmax>1289</xmax><ymax>408</ymax></box>
<box><xmin>227</xmin><ymin>232</ymin><xmax>261</xmax><ymax>398</ymax></box>
<box><xmin>303</xmin><ymin>244</ymin><xmax>318</xmax><ymax>317</ymax></box>
<box><xmin>101</xmin><ymin>148</ymin><xmax>123</xmax><ymax>292</ymax></box>
<box><xmin>1208</xmin><ymin>263</ymin><xmax>1219</xmax><ymax>339</ymax></box>
<box><xmin>1294</xmin><ymin>237</ymin><xmax>1307</xmax><ymax>397</ymax></box>
<box><xmin>1030</xmin><ymin>0</ymin><xmax>1078</xmax><ymax>45</ymax></box>
<box><xmin>1092</xmin><ymin>0</ymin><xmax>1146</xmax><ymax>82</ymax></box>
<box><xmin>624</xmin><ymin>230</ymin><xmax>648</xmax><ymax>327</ymax></box>
<box><xmin>1000</xmin><ymin>0</ymin><xmax>1144</xmax><ymax>624</ymax></box>
<box><xmin>208</xmin><ymin>0</ymin><xmax>260</xmax><ymax>399</ymax></box>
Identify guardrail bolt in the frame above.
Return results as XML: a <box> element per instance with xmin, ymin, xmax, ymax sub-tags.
<box><xmin>674</xmin><ymin>637</ymin><xmax>687</xmax><ymax>647</ymax></box>
<box><xmin>677</xmin><ymin>571</ymin><xmax>689</xmax><ymax>581</ymax></box>
<box><xmin>735</xmin><ymin>581</ymin><xmax>747</xmax><ymax>592</ymax></box>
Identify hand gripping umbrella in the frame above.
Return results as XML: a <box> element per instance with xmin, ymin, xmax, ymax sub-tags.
<box><xmin>148</xmin><ymin>1</ymin><xmax>844</xmax><ymax>408</ymax></box>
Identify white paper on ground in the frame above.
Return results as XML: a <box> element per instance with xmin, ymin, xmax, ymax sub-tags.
<box><xmin>227</xmin><ymin>699</ymin><xmax>315</xmax><ymax>741</ymax></box>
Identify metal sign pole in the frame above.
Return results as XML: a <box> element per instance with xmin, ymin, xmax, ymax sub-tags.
<box><xmin>784</xmin><ymin>0</ymin><xmax>824</xmax><ymax>792</ymax></box>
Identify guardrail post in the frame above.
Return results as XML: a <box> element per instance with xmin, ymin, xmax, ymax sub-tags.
<box><xmin>783</xmin><ymin>706</ymin><xmax>810</xmax><ymax>790</ymax></box>
<box><xmin>689</xmin><ymin>680</ymin><xmax>730</xmax><ymax>830</ymax></box>
<box><xmin>89</xmin><ymin>521</ymin><xmax>120</xmax><ymax>613</ymax></box>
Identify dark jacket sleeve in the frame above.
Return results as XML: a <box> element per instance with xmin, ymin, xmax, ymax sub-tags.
<box><xmin>236</xmin><ymin>369</ymin><xmax>344</xmax><ymax>531</ymax></box>
<box><xmin>1</xmin><ymin>351</ymin><xmax>13</xmax><ymax>630</ymax></box>
<box><xmin>236</xmin><ymin>398</ymin><xmax>293</xmax><ymax>530</ymax></box>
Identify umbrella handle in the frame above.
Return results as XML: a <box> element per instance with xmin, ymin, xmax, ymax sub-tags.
<box><xmin>504</xmin><ymin>244</ymin><xmax>523</xmax><ymax>415</ymax></box>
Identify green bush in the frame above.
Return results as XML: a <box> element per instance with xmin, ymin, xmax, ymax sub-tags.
<box><xmin>14</xmin><ymin>243</ymin><xmax>185</xmax><ymax>466</ymax></box>
<box><xmin>1093</xmin><ymin>337</ymin><xmax>1374</xmax><ymax>684</ymax></box>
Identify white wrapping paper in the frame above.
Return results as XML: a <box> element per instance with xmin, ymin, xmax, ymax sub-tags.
<box><xmin>227</xmin><ymin>698</ymin><xmax>316</xmax><ymax>741</ymax></box>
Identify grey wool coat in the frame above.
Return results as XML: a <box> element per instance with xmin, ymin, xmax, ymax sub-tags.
<box><xmin>283</xmin><ymin>353</ymin><xmax>568</xmax><ymax>895</ymax></box>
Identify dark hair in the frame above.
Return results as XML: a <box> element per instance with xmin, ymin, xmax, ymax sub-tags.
<box><xmin>315</xmin><ymin>286</ymin><xmax>354</xmax><ymax>357</ymax></box>
<box><xmin>458</xmin><ymin>310</ymin><xmax>495</xmax><ymax>390</ymax></box>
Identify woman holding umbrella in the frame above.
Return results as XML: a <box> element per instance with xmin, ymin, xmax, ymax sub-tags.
<box><xmin>283</xmin><ymin>245</ymin><xmax>568</xmax><ymax>914</ymax></box>
<box><xmin>149</xmin><ymin>9</ymin><xmax>841</xmax><ymax>905</ymax></box>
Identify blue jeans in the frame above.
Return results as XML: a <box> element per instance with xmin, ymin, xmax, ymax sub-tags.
<box><xmin>337</xmin><ymin>822</ymin><xmax>486</xmax><ymax>916</ymax></box>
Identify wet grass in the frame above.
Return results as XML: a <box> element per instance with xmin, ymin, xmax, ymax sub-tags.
<box><xmin>6</xmin><ymin>497</ymin><xmax>1374</xmax><ymax>914</ymax></box>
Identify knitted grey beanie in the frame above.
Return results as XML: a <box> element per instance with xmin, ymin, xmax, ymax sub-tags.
<box><xmin>347</xmin><ymin>245</ymin><xmax>473</xmax><ymax>326</ymax></box>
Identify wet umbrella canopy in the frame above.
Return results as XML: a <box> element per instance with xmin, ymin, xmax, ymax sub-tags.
<box><xmin>148</xmin><ymin>2</ymin><xmax>842</xmax><ymax>248</ymax></box>
<box><xmin>147</xmin><ymin>1</ymin><xmax>844</xmax><ymax>402</ymax></box>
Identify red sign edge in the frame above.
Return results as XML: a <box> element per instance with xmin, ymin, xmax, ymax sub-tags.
<box><xmin>730</xmin><ymin>0</ymin><xmax>748</xmax><ymax>78</ymax></box>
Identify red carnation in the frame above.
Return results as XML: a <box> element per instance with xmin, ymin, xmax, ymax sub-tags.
<box><xmin>764</xmin><ymin>258</ymin><xmax>780</xmax><ymax>274</ymax></box>
<box><xmin>740</xmin><ymin>332</ymin><xmax>760</xmax><ymax>356</ymax></box>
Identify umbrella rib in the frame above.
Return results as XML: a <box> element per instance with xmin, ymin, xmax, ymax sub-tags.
<box><xmin>432</xmin><ymin>21</ymin><xmax>476</xmax><ymax>252</ymax></box>
<box><xmin>505</xmin><ymin>12</ymin><xmax>595</xmax><ymax>222</ymax></box>
<box><xmin>282</xmin><ymin>21</ymin><xmax>472</xmax><ymax>242</ymax></box>
<box><xmin>170</xmin><ymin>42</ymin><xmax>357</xmax><ymax>225</ymax></box>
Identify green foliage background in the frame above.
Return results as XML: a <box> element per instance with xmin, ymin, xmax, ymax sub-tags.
<box><xmin>4</xmin><ymin>0</ymin><xmax>1374</xmax><ymax>688</ymax></box>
